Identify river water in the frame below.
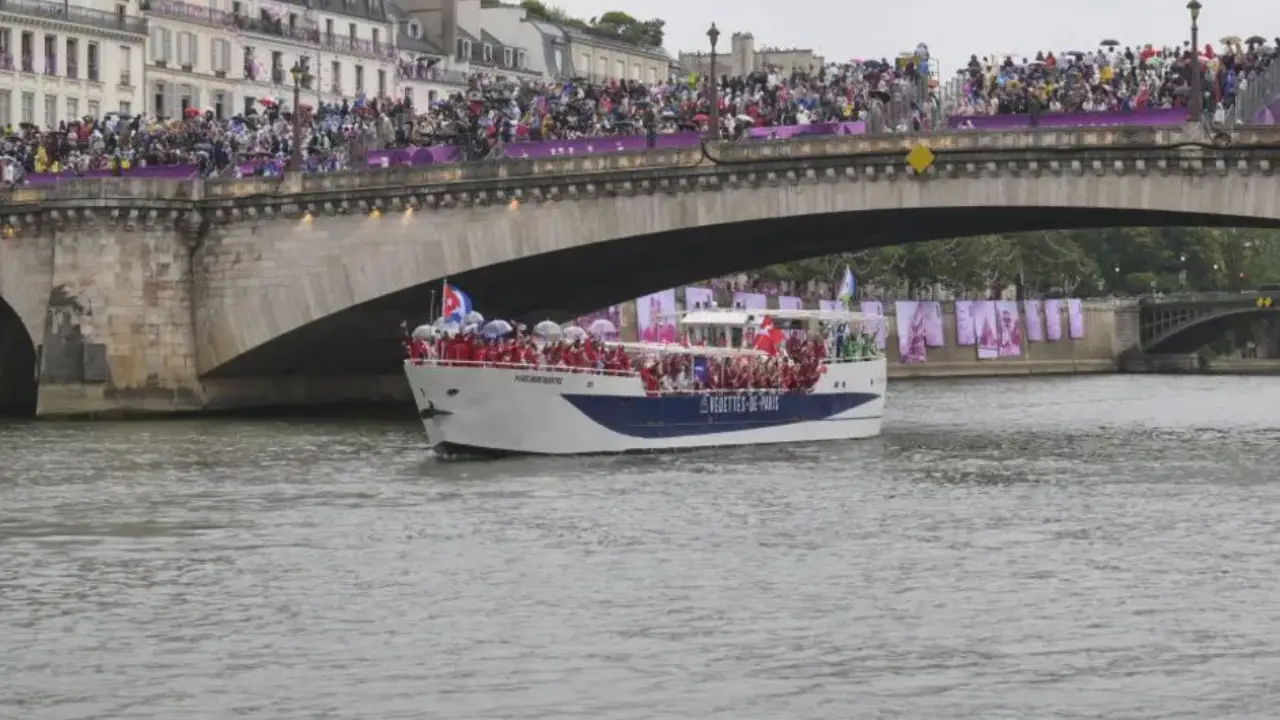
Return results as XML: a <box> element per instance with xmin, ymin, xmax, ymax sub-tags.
<box><xmin>1</xmin><ymin>375</ymin><xmax>1279</xmax><ymax>719</ymax></box>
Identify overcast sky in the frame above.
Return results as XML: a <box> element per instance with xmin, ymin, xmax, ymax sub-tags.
<box><xmin>548</xmin><ymin>0</ymin><xmax>1280</xmax><ymax>73</ymax></box>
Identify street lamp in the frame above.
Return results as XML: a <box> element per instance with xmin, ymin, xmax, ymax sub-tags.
<box><xmin>289</xmin><ymin>60</ymin><xmax>309</xmax><ymax>172</ymax></box>
<box><xmin>706</xmin><ymin>22</ymin><xmax>720</xmax><ymax>140</ymax></box>
<box><xmin>1187</xmin><ymin>0</ymin><xmax>1203</xmax><ymax>121</ymax></box>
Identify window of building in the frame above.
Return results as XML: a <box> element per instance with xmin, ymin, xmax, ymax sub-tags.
<box><xmin>212</xmin><ymin>38</ymin><xmax>230</xmax><ymax>75</ymax></box>
<box><xmin>331</xmin><ymin>60</ymin><xmax>341</xmax><ymax>93</ymax></box>
<box><xmin>179</xmin><ymin>83</ymin><xmax>193</xmax><ymax>113</ymax></box>
<box><xmin>632</xmin><ymin>62</ymin><xmax>640</xmax><ymax>80</ymax></box>
<box><xmin>403</xmin><ymin>86</ymin><xmax>412</xmax><ymax>107</ymax></box>
<box><xmin>325</xmin><ymin>19</ymin><xmax>333</xmax><ymax>40</ymax></box>
<box><xmin>21</xmin><ymin>92</ymin><xmax>34</xmax><ymax>124</ymax></box>
<box><xmin>120</xmin><ymin>46</ymin><xmax>131</xmax><ymax>85</ymax></box>
<box><xmin>615</xmin><ymin>59</ymin><xmax>624</xmax><ymax>79</ymax></box>
<box><xmin>408</xmin><ymin>21</ymin><xmax>420</xmax><ymax>39</ymax></box>
<box><xmin>503</xmin><ymin>47</ymin><xmax>512</xmax><ymax>67</ymax></box>
<box><xmin>43</xmin><ymin>93</ymin><xmax>56</xmax><ymax>126</ymax></box>
<box><xmin>87</xmin><ymin>99</ymin><xmax>99</xmax><ymax>118</ymax></box>
<box><xmin>214</xmin><ymin>92</ymin><xmax>225</xmax><ymax>119</ymax></box>
<box><xmin>376</xmin><ymin>68</ymin><xmax>385</xmax><ymax>97</ymax></box>
<box><xmin>517</xmin><ymin>50</ymin><xmax>526</xmax><ymax>69</ymax></box>
<box><xmin>483</xmin><ymin>44</ymin><xmax>492</xmax><ymax>63</ymax></box>
<box><xmin>371</xmin><ymin>28</ymin><xmax>379</xmax><ymax>50</ymax></box>
<box><xmin>648</xmin><ymin>67</ymin><xmax>657</xmax><ymax>83</ymax></box>
<box><xmin>427</xmin><ymin>90</ymin><xmax>437</xmax><ymax>104</ymax></box>
<box><xmin>0</xmin><ymin>90</ymin><xmax>9</xmax><ymax>127</ymax></box>
<box><xmin>150</xmin><ymin>27</ymin><xmax>171</xmax><ymax>65</ymax></box>
<box><xmin>87</xmin><ymin>42</ymin><xmax>99</xmax><ymax>82</ymax></box>
<box><xmin>66</xmin><ymin>97</ymin><xmax>78</xmax><ymax>120</ymax></box>
<box><xmin>243</xmin><ymin>96</ymin><xmax>255</xmax><ymax>115</ymax></box>
<box><xmin>20</xmin><ymin>32</ymin><xmax>33</xmax><ymax>73</ymax></box>
<box><xmin>349</xmin><ymin>23</ymin><xmax>356</xmax><ymax>41</ymax></box>
<box><xmin>65</xmin><ymin>38</ymin><xmax>78</xmax><ymax>79</ymax></box>
<box><xmin>596</xmin><ymin>55</ymin><xmax>605</xmax><ymax>79</ymax></box>
<box><xmin>153</xmin><ymin>81</ymin><xmax>165</xmax><ymax>117</ymax></box>
<box><xmin>43</xmin><ymin>35</ymin><xmax>56</xmax><ymax>76</ymax></box>
<box><xmin>119</xmin><ymin>100</ymin><xmax>130</xmax><ymax>115</ymax></box>
<box><xmin>354</xmin><ymin>64</ymin><xmax>363</xmax><ymax>93</ymax></box>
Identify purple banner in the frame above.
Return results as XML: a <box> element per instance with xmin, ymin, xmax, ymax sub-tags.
<box><xmin>923</xmin><ymin>301</ymin><xmax>944</xmax><ymax>347</ymax></box>
<box><xmin>895</xmin><ymin>301</ymin><xmax>928</xmax><ymax>364</ymax></box>
<box><xmin>996</xmin><ymin>301</ymin><xmax>1023</xmax><ymax>357</ymax></box>
<box><xmin>859</xmin><ymin>300</ymin><xmax>886</xmax><ymax>350</ymax></box>
<box><xmin>954</xmin><ymin>301</ymin><xmax>976</xmax><ymax>346</ymax></box>
<box><xmin>684</xmin><ymin>286</ymin><xmax>714</xmax><ymax>311</ymax></box>
<box><xmin>1044</xmin><ymin>299</ymin><xmax>1063</xmax><ymax>342</ymax></box>
<box><xmin>973</xmin><ymin>301</ymin><xmax>999</xmax><ymax>360</ymax></box>
<box><xmin>1067</xmin><ymin>298</ymin><xmax>1086</xmax><ymax>339</ymax></box>
<box><xmin>746</xmin><ymin>121</ymin><xmax>866</xmax><ymax>140</ymax></box>
<box><xmin>948</xmin><ymin>108</ymin><xmax>1187</xmax><ymax>130</ymax></box>
<box><xmin>1024</xmin><ymin>300</ymin><xmax>1045</xmax><ymax>342</ymax></box>
<box><xmin>504</xmin><ymin>132</ymin><xmax>702</xmax><ymax>159</ymax></box>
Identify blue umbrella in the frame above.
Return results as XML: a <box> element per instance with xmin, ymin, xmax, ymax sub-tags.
<box><xmin>482</xmin><ymin>319</ymin><xmax>514</xmax><ymax>338</ymax></box>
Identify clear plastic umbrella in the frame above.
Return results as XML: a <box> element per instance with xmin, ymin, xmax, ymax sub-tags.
<box><xmin>562</xmin><ymin>326</ymin><xmax>589</xmax><ymax>342</ymax></box>
<box><xmin>464</xmin><ymin>310</ymin><xmax>485</xmax><ymax>325</ymax></box>
<box><xmin>588</xmin><ymin>318</ymin><xmax>618</xmax><ymax>337</ymax></box>
<box><xmin>411</xmin><ymin>324</ymin><xmax>435</xmax><ymax>340</ymax></box>
<box><xmin>482</xmin><ymin>319</ymin><xmax>514</xmax><ymax>338</ymax></box>
<box><xmin>532</xmin><ymin>320</ymin><xmax>562</xmax><ymax>338</ymax></box>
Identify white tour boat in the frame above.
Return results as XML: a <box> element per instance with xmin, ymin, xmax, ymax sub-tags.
<box><xmin>404</xmin><ymin>307</ymin><xmax>887</xmax><ymax>456</ymax></box>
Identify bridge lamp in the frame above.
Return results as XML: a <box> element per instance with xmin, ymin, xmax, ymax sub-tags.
<box><xmin>1186</xmin><ymin>0</ymin><xmax>1203</xmax><ymax>121</ymax></box>
<box><xmin>288</xmin><ymin>60</ymin><xmax>308</xmax><ymax>172</ymax></box>
<box><xmin>706</xmin><ymin>23</ymin><xmax>720</xmax><ymax>141</ymax></box>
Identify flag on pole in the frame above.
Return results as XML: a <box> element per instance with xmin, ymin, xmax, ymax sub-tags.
<box><xmin>836</xmin><ymin>266</ymin><xmax>856</xmax><ymax>308</ymax></box>
<box><xmin>441</xmin><ymin>282</ymin><xmax>472</xmax><ymax>322</ymax></box>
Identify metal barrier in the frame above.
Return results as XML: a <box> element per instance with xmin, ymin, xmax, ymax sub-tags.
<box><xmin>1228</xmin><ymin>59</ymin><xmax>1280</xmax><ymax>125</ymax></box>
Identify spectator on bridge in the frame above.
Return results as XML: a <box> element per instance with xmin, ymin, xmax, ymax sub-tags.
<box><xmin>946</xmin><ymin>37</ymin><xmax>1279</xmax><ymax>121</ymax></box>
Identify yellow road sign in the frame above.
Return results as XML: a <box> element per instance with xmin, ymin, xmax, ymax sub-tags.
<box><xmin>906</xmin><ymin>144</ymin><xmax>935</xmax><ymax>174</ymax></box>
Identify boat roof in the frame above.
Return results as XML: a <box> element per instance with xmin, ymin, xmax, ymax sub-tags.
<box><xmin>607</xmin><ymin>341</ymin><xmax>767</xmax><ymax>359</ymax></box>
<box><xmin>670</xmin><ymin>307</ymin><xmax>868</xmax><ymax>326</ymax></box>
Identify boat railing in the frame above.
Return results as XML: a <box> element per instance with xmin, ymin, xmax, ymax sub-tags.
<box><xmin>407</xmin><ymin>358</ymin><xmax>639</xmax><ymax>378</ymax></box>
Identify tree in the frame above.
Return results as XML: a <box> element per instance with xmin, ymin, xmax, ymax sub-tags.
<box><xmin>518</xmin><ymin>2</ymin><xmax>664</xmax><ymax>46</ymax></box>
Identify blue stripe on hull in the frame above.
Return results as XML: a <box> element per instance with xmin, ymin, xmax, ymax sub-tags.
<box><xmin>560</xmin><ymin>391</ymin><xmax>880</xmax><ymax>439</ymax></box>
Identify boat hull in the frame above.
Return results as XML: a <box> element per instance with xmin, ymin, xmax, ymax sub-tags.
<box><xmin>404</xmin><ymin>358</ymin><xmax>886</xmax><ymax>456</ymax></box>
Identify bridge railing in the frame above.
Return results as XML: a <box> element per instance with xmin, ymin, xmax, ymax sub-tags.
<box><xmin>1228</xmin><ymin>60</ymin><xmax>1280</xmax><ymax>126</ymax></box>
<box><xmin>7</xmin><ymin>125</ymin><xmax>1280</xmax><ymax>207</ymax></box>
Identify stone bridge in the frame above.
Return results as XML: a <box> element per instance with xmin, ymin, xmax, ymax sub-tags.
<box><xmin>5</xmin><ymin>124</ymin><xmax>1280</xmax><ymax>417</ymax></box>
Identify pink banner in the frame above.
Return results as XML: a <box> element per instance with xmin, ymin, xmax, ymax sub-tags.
<box><xmin>636</xmin><ymin>289</ymin><xmax>677</xmax><ymax>343</ymax></box>
<box><xmin>575</xmin><ymin>305</ymin><xmax>622</xmax><ymax>336</ymax></box>
<box><xmin>972</xmin><ymin>301</ymin><xmax>999</xmax><ymax>359</ymax></box>
<box><xmin>954</xmin><ymin>301</ymin><xmax>976</xmax><ymax>346</ymax></box>
<box><xmin>819</xmin><ymin>299</ymin><xmax>841</xmax><ymax>312</ymax></box>
<box><xmin>1067</xmin><ymin>299</ymin><xmax>1085</xmax><ymax>339</ymax></box>
<box><xmin>895</xmin><ymin>301</ymin><xmax>928</xmax><ymax>364</ymax></box>
<box><xmin>733</xmin><ymin>291</ymin><xmax>767</xmax><ymax>310</ymax></box>
<box><xmin>860</xmin><ymin>300</ymin><xmax>886</xmax><ymax>350</ymax></box>
<box><xmin>923</xmin><ymin>301</ymin><xmax>944</xmax><ymax>347</ymax></box>
<box><xmin>777</xmin><ymin>295</ymin><xmax>803</xmax><ymax>311</ymax></box>
<box><xmin>1044</xmin><ymin>299</ymin><xmax>1063</xmax><ymax>341</ymax></box>
<box><xmin>996</xmin><ymin>300</ymin><xmax>1022</xmax><ymax>357</ymax></box>
<box><xmin>684</xmin><ymin>286</ymin><xmax>714</xmax><ymax>311</ymax></box>
<box><xmin>1024</xmin><ymin>300</ymin><xmax>1044</xmax><ymax>342</ymax></box>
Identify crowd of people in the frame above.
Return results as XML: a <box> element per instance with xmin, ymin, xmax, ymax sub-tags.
<box><xmin>4</xmin><ymin>33</ymin><xmax>1278</xmax><ymax>184</ymax></box>
<box><xmin>402</xmin><ymin>323</ymin><xmax>842</xmax><ymax>395</ymax></box>
<box><xmin>946</xmin><ymin>37</ymin><xmax>1280</xmax><ymax>119</ymax></box>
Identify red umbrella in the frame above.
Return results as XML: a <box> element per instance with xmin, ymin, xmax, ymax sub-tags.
<box><xmin>183</xmin><ymin>107</ymin><xmax>200</xmax><ymax>118</ymax></box>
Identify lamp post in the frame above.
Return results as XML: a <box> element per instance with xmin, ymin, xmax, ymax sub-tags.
<box><xmin>706</xmin><ymin>22</ymin><xmax>720</xmax><ymax>140</ymax></box>
<box><xmin>289</xmin><ymin>60</ymin><xmax>307</xmax><ymax>171</ymax></box>
<box><xmin>1187</xmin><ymin>0</ymin><xmax>1203</xmax><ymax>121</ymax></box>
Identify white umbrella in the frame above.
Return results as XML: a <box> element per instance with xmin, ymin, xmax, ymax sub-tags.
<box><xmin>532</xmin><ymin>320</ymin><xmax>562</xmax><ymax>338</ymax></box>
<box><xmin>464</xmin><ymin>310</ymin><xmax>485</xmax><ymax>325</ymax></box>
<box><xmin>588</xmin><ymin>318</ymin><xmax>618</xmax><ymax>336</ymax></box>
<box><xmin>411</xmin><ymin>324</ymin><xmax>435</xmax><ymax>340</ymax></box>
<box><xmin>563</xmin><ymin>326</ymin><xmax>588</xmax><ymax>342</ymax></box>
<box><xmin>482</xmin><ymin>319</ymin><xmax>514</xmax><ymax>337</ymax></box>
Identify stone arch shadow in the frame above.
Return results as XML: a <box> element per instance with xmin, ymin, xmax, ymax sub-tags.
<box><xmin>207</xmin><ymin>205</ymin><xmax>1280</xmax><ymax>378</ymax></box>
<box><xmin>1146</xmin><ymin>307</ymin><xmax>1280</xmax><ymax>354</ymax></box>
<box><xmin>0</xmin><ymin>295</ymin><xmax>37</xmax><ymax>417</ymax></box>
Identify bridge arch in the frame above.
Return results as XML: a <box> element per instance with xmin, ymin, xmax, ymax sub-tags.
<box><xmin>197</xmin><ymin>152</ymin><xmax>1280</xmax><ymax>377</ymax></box>
<box><xmin>1145</xmin><ymin>306</ymin><xmax>1280</xmax><ymax>354</ymax></box>
<box><xmin>0</xmin><ymin>295</ymin><xmax>37</xmax><ymax>417</ymax></box>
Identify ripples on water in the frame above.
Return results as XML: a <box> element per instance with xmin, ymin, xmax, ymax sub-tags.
<box><xmin>2</xmin><ymin>375</ymin><xmax>1279</xmax><ymax>719</ymax></box>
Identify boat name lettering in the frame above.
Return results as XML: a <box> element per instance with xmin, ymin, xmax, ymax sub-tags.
<box><xmin>699</xmin><ymin>392</ymin><xmax>781</xmax><ymax>415</ymax></box>
<box><xmin>513</xmin><ymin>374</ymin><xmax>563</xmax><ymax>385</ymax></box>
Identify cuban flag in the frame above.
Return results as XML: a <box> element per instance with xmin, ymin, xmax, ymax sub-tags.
<box><xmin>441</xmin><ymin>283</ymin><xmax>472</xmax><ymax>322</ymax></box>
<box><xmin>836</xmin><ymin>266</ymin><xmax>856</xmax><ymax>309</ymax></box>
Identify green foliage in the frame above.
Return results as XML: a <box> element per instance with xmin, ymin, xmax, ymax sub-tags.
<box><xmin>518</xmin><ymin>1</ymin><xmax>664</xmax><ymax>46</ymax></box>
<box><xmin>759</xmin><ymin>228</ymin><xmax>1280</xmax><ymax>298</ymax></box>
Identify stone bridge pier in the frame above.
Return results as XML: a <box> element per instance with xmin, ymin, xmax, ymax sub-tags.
<box><xmin>1</xmin><ymin>125</ymin><xmax>1280</xmax><ymax>417</ymax></box>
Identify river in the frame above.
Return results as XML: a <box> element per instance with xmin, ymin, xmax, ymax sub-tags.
<box><xmin>2</xmin><ymin>375</ymin><xmax>1278</xmax><ymax>719</ymax></box>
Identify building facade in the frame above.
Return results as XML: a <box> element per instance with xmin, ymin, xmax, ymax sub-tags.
<box><xmin>562</xmin><ymin>25</ymin><xmax>669</xmax><ymax>85</ymax></box>
<box><xmin>0</xmin><ymin>0</ymin><xmax>147</xmax><ymax>126</ymax></box>
<box><xmin>678</xmin><ymin>32</ymin><xmax>824</xmax><ymax>79</ymax></box>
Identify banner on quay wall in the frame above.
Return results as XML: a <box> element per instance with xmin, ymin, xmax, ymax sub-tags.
<box><xmin>923</xmin><ymin>301</ymin><xmax>944</xmax><ymax>347</ymax></box>
<box><xmin>972</xmin><ymin>301</ymin><xmax>1000</xmax><ymax>360</ymax></box>
<box><xmin>819</xmin><ymin>299</ymin><xmax>842</xmax><ymax>312</ymax></box>
<box><xmin>1067</xmin><ymin>298</ymin><xmax>1086</xmax><ymax>339</ymax></box>
<box><xmin>684</xmin><ymin>286</ymin><xmax>714</xmax><ymax>311</ymax></box>
<box><xmin>777</xmin><ymin>295</ymin><xmax>803</xmax><ymax>311</ymax></box>
<box><xmin>859</xmin><ymin>300</ymin><xmax>887</xmax><ymax>350</ymax></box>
<box><xmin>947</xmin><ymin>107</ymin><xmax>1187</xmax><ymax>131</ymax></box>
<box><xmin>954</xmin><ymin>300</ymin><xmax>976</xmax><ymax>345</ymax></box>
<box><xmin>895</xmin><ymin>301</ymin><xmax>928</xmax><ymax>364</ymax></box>
<box><xmin>996</xmin><ymin>301</ymin><xmax>1023</xmax><ymax>357</ymax></box>
<box><xmin>574</xmin><ymin>305</ymin><xmax>622</xmax><ymax>338</ymax></box>
<box><xmin>732</xmin><ymin>291</ymin><xmax>768</xmax><ymax>311</ymax></box>
<box><xmin>636</xmin><ymin>289</ymin><xmax>677</xmax><ymax>344</ymax></box>
<box><xmin>1024</xmin><ymin>299</ymin><xmax>1045</xmax><ymax>342</ymax></box>
<box><xmin>1044</xmin><ymin>299</ymin><xmax>1063</xmax><ymax>341</ymax></box>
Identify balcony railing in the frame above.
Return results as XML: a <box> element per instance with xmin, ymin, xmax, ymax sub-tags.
<box><xmin>87</xmin><ymin>64</ymin><xmax>98</xmax><ymax>81</ymax></box>
<box><xmin>42</xmin><ymin>55</ymin><xmax>55</xmax><ymax>76</ymax></box>
<box><xmin>0</xmin><ymin>0</ymin><xmax>147</xmax><ymax>34</ymax></box>
<box><xmin>0</xmin><ymin>53</ymin><xmax>12</xmax><ymax>71</ymax></box>
<box><xmin>20</xmin><ymin>55</ymin><xmax>33</xmax><ymax>73</ymax></box>
<box><xmin>66</xmin><ymin>59</ymin><xmax>77</xmax><ymax>79</ymax></box>
<box><xmin>396</xmin><ymin>62</ymin><xmax>469</xmax><ymax>85</ymax></box>
<box><xmin>271</xmin><ymin>66</ymin><xmax>284</xmax><ymax>84</ymax></box>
